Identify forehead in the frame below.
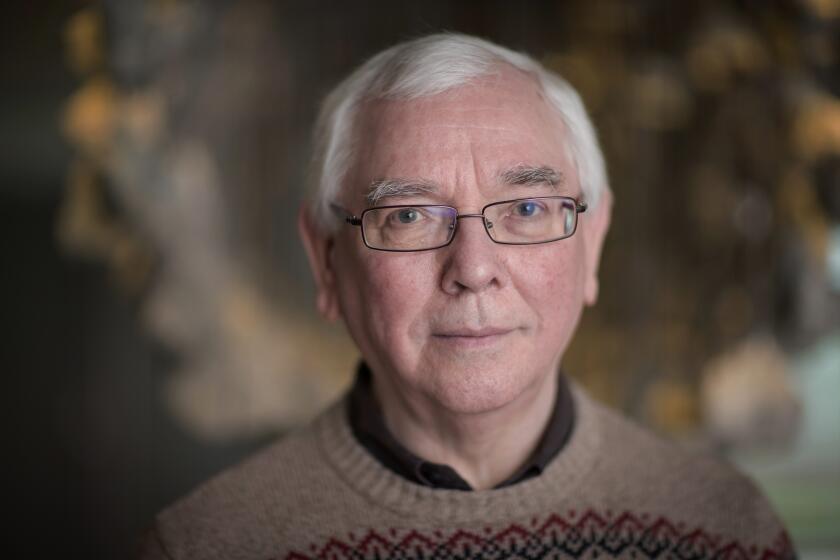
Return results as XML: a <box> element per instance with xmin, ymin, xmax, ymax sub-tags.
<box><xmin>348</xmin><ymin>68</ymin><xmax>573</xmax><ymax>194</ymax></box>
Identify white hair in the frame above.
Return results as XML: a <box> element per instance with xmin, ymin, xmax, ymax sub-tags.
<box><xmin>308</xmin><ymin>33</ymin><xmax>609</xmax><ymax>231</ymax></box>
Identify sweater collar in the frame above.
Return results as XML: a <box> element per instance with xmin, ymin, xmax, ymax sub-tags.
<box><xmin>315</xmin><ymin>377</ymin><xmax>603</xmax><ymax>523</ymax></box>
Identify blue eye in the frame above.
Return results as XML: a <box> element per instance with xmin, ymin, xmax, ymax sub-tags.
<box><xmin>396</xmin><ymin>208</ymin><xmax>420</xmax><ymax>223</ymax></box>
<box><xmin>514</xmin><ymin>201</ymin><xmax>539</xmax><ymax>217</ymax></box>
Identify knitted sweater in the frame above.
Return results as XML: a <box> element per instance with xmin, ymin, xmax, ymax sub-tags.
<box><xmin>141</xmin><ymin>385</ymin><xmax>795</xmax><ymax>559</ymax></box>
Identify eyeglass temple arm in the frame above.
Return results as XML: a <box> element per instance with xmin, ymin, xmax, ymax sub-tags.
<box><xmin>576</xmin><ymin>201</ymin><xmax>588</xmax><ymax>213</ymax></box>
<box><xmin>329</xmin><ymin>203</ymin><xmax>362</xmax><ymax>226</ymax></box>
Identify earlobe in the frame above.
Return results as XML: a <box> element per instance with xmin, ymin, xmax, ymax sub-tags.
<box><xmin>584</xmin><ymin>277</ymin><xmax>600</xmax><ymax>306</ymax></box>
<box><xmin>298</xmin><ymin>205</ymin><xmax>341</xmax><ymax>322</ymax></box>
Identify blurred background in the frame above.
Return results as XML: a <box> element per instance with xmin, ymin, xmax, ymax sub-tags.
<box><xmin>3</xmin><ymin>0</ymin><xmax>838</xmax><ymax>557</ymax></box>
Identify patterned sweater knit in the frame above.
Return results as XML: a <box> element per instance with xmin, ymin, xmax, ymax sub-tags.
<box><xmin>141</xmin><ymin>384</ymin><xmax>795</xmax><ymax>559</ymax></box>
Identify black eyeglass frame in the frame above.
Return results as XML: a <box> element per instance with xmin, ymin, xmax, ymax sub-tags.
<box><xmin>330</xmin><ymin>196</ymin><xmax>588</xmax><ymax>252</ymax></box>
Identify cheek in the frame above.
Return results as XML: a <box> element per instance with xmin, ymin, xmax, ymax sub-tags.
<box><xmin>337</xmin><ymin>250</ymin><xmax>438</xmax><ymax>359</ymax></box>
<box><xmin>370</xmin><ymin>264</ymin><xmax>429</xmax><ymax>325</ymax></box>
<box><xmin>517</xmin><ymin>244</ymin><xmax>587</xmax><ymax>336</ymax></box>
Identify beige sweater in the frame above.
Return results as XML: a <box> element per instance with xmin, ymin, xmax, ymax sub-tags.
<box><xmin>141</xmin><ymin>385</ymin><xmax>795</xmax><ymax>559</ymax></box>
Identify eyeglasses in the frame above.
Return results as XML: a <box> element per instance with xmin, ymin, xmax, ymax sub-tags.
<box><xmin>330</xmin><ymin>196</ymin><xmax>587</xmax><ymax>252</ymax></box>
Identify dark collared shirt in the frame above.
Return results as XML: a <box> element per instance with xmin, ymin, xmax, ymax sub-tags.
<box><xmin>348</xmin><ymin>363</ymin><xmax>575</xmax><ymax>491</ymax></box>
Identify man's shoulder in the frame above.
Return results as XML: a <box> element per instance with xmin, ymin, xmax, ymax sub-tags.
<box><xmin>164</xmin><ymin>418</ymin><xmax>326</xmax><ymax>513</ymax></box>
<box><xmin>576</xmin><ymin>387</ymin><xmax>791</xmax><ymax>550</ymax></box>
<box><xmin>586</xmin><ymin>391</ymin><xmax>759</xmax><ymax>495</ymax></box>
<box><xmin>146</xmin><ymin>403</ymin><xmax>344</xmax><ymax>559</ymax></box>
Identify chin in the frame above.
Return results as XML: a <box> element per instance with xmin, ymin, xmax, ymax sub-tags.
<box><xmin>425</xmin><ymin>364</ymin><xmax>544</xmax><ymax>415</ymax></box>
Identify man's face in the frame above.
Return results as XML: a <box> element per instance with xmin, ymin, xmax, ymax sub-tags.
<box><xmin>304</xmin><ymin>68</ymin><xmax>609</xmax><ymax>416</ymax></box>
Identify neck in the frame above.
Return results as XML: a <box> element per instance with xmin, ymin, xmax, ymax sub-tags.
<box><xmin>374</xmin><ymin>370</ymin><xmax>559</xmax><ymax>490</ymax></box>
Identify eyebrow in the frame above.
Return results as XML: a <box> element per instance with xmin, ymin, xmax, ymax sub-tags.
<box><xmin>365</xmin><ymin>165</ymin><xmax>563</xmax><ymax>205</ymax></box>
<box><xmin>499</xmin><ymin>165</ymin><xmax>563</xmax><ymax>188</ymax></box>
<box><xmin>366</xmin><ymin>178</ymin><xmax>438</xmax><ymax>205</ymax></box>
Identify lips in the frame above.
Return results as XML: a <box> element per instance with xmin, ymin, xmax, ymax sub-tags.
<box><xmin>430</xmin><ymin>328</ymin><xmax>516</xmax><ymax>350</ymax></box>
<box><xmin>434</xmin><ymin>327</ymin><xmax>514</xmax><ymax>338</ymax></box>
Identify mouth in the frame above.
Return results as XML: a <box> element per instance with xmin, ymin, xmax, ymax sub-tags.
<box><xmin>432</xmin><ymin>327</ymin><xmax>515</xmax><ymax>347</ymax></box>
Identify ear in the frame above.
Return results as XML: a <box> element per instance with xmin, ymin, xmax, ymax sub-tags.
<box><xmin>298</xmin><ymin>204</ymin><xmax>341</xmax><ymax>322</ymax></box>
<box><xmin>582</xmin><ymin>189</ymin><xmax>612</xmax><ymax>306</ymax></box>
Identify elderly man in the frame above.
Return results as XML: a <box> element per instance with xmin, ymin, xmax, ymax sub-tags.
<box><xmin>142</xmin><ymin>34</ymin><xmax>794</xmax><ymax>559</ymax></box>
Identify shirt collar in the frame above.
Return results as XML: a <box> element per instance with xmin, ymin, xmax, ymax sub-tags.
<box><xmin>348</xmin><ymin>362</ymin><xmax>575</xmax><ymax>491</ymax></box>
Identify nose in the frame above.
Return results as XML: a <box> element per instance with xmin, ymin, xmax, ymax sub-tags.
<box><xmin>440</xmin><ymin>214</ymin><xmax>506</xmax><ymax>295</ymax></box>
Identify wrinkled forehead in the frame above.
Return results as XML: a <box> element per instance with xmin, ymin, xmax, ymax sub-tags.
<box><xmin>347</xmin><ymin>69</ymin><xmax>574</xmax><ymax>192</ymax></box>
